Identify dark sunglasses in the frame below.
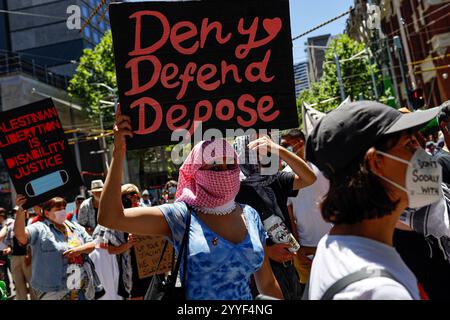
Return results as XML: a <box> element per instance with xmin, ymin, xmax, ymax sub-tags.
<box><xmin>127</xmin><ymin>192</ymin><xmax>139</xmax><ymax>198</ymax></box>
<box><xmin>205</xmin><ymin>163</ymin><xmax>238</xmax><ymax>171</ymax></box>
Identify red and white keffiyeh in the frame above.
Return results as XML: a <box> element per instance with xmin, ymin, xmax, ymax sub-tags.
<box><xmin>176</xmin><ymin>139</ymin><xmax>240</xmax><ymax>210</ymax></box>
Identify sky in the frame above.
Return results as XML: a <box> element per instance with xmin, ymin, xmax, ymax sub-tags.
<box><xmin>290</xmin><ymin>0</ymin><xmax>354</xmax><ymax>63</ymax></box>
<box><xmin>126</xmin><ymin>0</ymin><xmax>355</xmax><ymax>63</ymax></box>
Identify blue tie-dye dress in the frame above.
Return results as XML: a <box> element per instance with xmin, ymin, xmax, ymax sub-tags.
<box><xmin>159</xmin><ymin>201</ymin><xmax>267</xmax><ymax>300</ymax></box>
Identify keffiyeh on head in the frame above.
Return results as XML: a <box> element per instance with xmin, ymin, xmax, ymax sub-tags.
<box><xmin>176</xmin><ymin>138</ymin><xmax>240</xmax><ymax>209</ymax></box>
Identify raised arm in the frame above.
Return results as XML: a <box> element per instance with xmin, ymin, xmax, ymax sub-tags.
<box><xmin>98</xmin><ymin>105</ymin><xmax>171</xmax><ymax>237</ymax></box>
<box><xmin>13</xmin><ymin>195</ymin><xmax>29</xmax><ymax>246</ymax></box>
<box><xmin>248</xmin><ymin>136</ymin><xmax>316</xmax><ymax>190</ymax></box>
<box><xmin>278</xmin><ymin>146</ymin><xmax>316</xmax><ymax>190</ymax></box>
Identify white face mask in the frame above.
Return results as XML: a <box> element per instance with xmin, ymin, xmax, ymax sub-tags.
<box><xmin>376</xmin><ymin>148</ymin><xmax>442</xmax><ymax>209</ymax></box>
<box><xmin>53</xmin><ymin>209</ymin><xmax>67</xmax><ymax>224</ymax></box>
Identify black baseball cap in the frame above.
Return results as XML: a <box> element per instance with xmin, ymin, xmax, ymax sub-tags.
<box><xmin>305</xmin><ymin>101</ymin><xmax>441</xmax><ymax>178</ymax></box>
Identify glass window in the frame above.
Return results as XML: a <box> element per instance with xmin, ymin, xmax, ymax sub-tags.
<box><xmin>81</xmin><ymin>5</ymin><xmax>88</xmax><ymax>18</ymax></box>
<box><xmin>99</xmin><ymin>21</ymin><xmax>105</xmax><ymax>31</ymax></box>
<box><xmin>83</xmin><ymin>27</ymin><xmax>91</xmax><ymax>39</ymax></box>
<box><xmin>93</xmin><ymin>32</ymin><xmax>100</xmax><ymax>44</ymax></box>
<box><xmin>89</xmin><ymin>0</ymin><xmax>96</xmax><ymax>8</ymax></box>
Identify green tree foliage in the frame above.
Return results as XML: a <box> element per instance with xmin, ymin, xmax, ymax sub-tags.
<box><xmin>68</xmin><ymin>31</ymin><xmax>181</xmax><ymax>180</ymax></box>
<box><xmin>68</xmin><ymin>30</ymin><xmax>116</xmax><ymax>127</ymax></box>
<box><xmin>298</xmin><ymin>34</ymin><xmax>394</xmax><ymax>125</ymax></box>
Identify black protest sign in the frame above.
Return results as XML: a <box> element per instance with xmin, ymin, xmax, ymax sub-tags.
<box><xmin>110</xmin><ymin>0</ymin><xmax>298</xmax><ymax>149</ymax></box>
<box><xmin>0</xmin><ymin>99</ymin><xmax>83</xmax><ymax>209</ymax></box>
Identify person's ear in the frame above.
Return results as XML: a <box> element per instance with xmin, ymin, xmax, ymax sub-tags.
<box><xmin>366</xmin><ymin>147</ymin><xmax>383</xmax><ymax>175</ymax></box>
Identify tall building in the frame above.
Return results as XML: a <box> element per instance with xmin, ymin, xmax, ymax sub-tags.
<box><xmin>381</xmin><ymin>0</ymin><xmax>450</xmax><ymax>107</ymax></box>
<box><xmin>306</xmin><ymin>34</ymin><xmax>332</xmax><ymax>83</ymax></box>
<box><xmin>2</xmin><ymin>0</ymin><xmax>110</xmax><ymax>76</ymax></box>
<box><xmin>346</xmin><ymin>0</ymin><xmax>450</xmax><ymax>108</ymax></box>
<box><xmin>293</xmin><ymin>61</ymin><xmax>310</xmax><ymax>97</ymax></box>
<box><xmin>0</xmin><ymin>0</ymin><xmax>111</xmax><ymax>210</ymax></box>
<box><xmin>0</xmin><ymin>0</ymin><xmax>11</xmax><ymax>51</ymax></box>
<box><xmin>0</xmin><ymin>72</ymin><xmax>103</xmax><ymax>211</ymax></box>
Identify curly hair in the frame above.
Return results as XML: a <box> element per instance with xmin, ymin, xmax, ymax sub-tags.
<box><xmin>321</xmin><ymin>131</ymin><xmax>404</xmax><ymax>224</ymax></box>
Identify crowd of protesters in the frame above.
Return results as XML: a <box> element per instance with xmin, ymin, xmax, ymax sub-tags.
<box><xmin>2</xmin><ymin>99</ymin><xmax>450</xmax><ymax>300</ymax></box>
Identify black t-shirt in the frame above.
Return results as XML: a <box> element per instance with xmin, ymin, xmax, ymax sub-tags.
<box><xmin>12</xmin><ymin>236</ymin><xmax>27</xmax><ymax>256</ymax></box>
<box><xmin>236</xmin><ymin>172</ymin><xmax>297</xmax><ymax>234</ymax></box>
<box><xmin>10</xmin><ymin>219</ymin><xmax>27</xmax><ymax>256</ymax></box>
<box><xmin>129</xmin><ymin>246</ymin><xmax>152</xmax><ymax>298</ymax></box>
<box><xmin>393</xmin><ymin>229</ymin><xmax>450</xmax><ymax>299</ymax></box>
<box><xmin>236</xmin><ymin>172</ymin><xmax>302</xmax><ymax>299</ymax></box>
<box><xmin>434</xmin><ymin>149</ymin><xmax>450</xmax><ymax>186</ymax></box>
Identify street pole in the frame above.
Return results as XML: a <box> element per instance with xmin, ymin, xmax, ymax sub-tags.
<box><xmin>99</xmin><ymin>110</ymin><xmax>110</xmax><ymax>173</ymax></box>
<box><xmin>112</xmin><ymin>95</ymin><xmax>130</xmax><ymax>183</ymax></box>
<box><xmin>367</xmin><ymin>50</ymin><xmax>379</xmax><ymax>99</ymax></box>
<box><xmin>113</xmin><ymin>96</ymin><xmax>118</xmax><ymax>113</ymax></box>
<box><xmin>364</xmin><ymin>0</ymin><xmax>379</xmax><ymax>100</ymax></box>
<box><xmin>385</xmin><ymin>38</ymin><xmax>401</xmax><ymax>107</ymax></box>
<box><xmin>91</xmin><ymin>83</ymin><xmax>117</xmax><ymax>175</ymax></box>
<box><xmin>393</xmin><ymin>36</ymin><xmax>413</xmax><ymax>110</ymax></box>
<box><xmin>69</xmin><ymin>100</ymin><xmax>82</xmax><ymax>174</ymax></box>
<box><xmin>334</xmin><ymin>47</ymin><xmax>346</xmax><ymax>102</ymax></box>
<box><xmin>393</xmin><ymin>0</ymin><xmax>416</xmax><ymax>89</ymax></box>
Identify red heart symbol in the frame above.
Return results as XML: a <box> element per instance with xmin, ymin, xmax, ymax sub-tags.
<box><xmin>262</xmin><ymin>17</ymin><xmax>282</xmax><ymax>39</ymax></box>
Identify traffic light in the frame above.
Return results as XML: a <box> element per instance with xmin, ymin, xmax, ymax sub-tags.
<box><xmin>411</xmin><ymin>88</ymin><xmax>425</xmax><ymax>109</ymax></box>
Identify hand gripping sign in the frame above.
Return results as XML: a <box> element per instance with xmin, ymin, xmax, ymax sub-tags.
<box><xmin>109</xmin><ymin>0</ymin><xmax>299</xmax><ymax>149</ymax></box>
<box><xmin>0</xmin><ymin>99</ymin><xmax>83</xmax><ymax>209</ymax></box>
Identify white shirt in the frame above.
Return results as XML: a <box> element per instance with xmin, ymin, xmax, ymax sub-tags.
<box><xmin>139</xmin><ymin>199</ymin><xmax>152</xmax><ymax>207</ymax></box>
<box><xmin>309</xmin><ymin>235</ymin><xmax>420</xmax><ymax>300</ymax></box>
<box><xmin>0</xmin><ymin>218</ymin><xmax>14</xmax><ymax>250</ymax></box>
<box><xmin>285</xmin><ymin>163</ymin><xmax>332</xmax><ymax>246</ymax></box>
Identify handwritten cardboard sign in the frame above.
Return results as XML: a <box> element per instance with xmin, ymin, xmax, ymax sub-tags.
<box><xmin>0</xmin><ymin>98</ymin><xmax>83</xmax><ymax>209</ymax></box>
<box><xmin>110</xmin><ymin>0</ymin><xmax>298</xmax><ymax>149</ymax></box>
<box><xmin>134</xmin><ymin>235</ymin><xmax>173</xmax><ymax>279</ymax></box>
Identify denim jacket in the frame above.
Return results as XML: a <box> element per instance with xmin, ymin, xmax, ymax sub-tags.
<box><xmin>27</xmin><ymin>219</ymin><xmax>92</xmax><ymax>292</ymax></box>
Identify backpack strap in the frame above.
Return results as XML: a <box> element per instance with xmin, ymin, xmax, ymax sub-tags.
<box><xmin>167</xmin><ymin>204</ymin><xmax>191</xmax><ymax>288</ymax></box>
<box><xmin>153</xmin><ymin>240</ymin><xmax>169</xmax><ymax>275</ymax></box>
<box><xmin>179</xmin><ymin>205</ymin><xmax>192</xmax><ymax>287</ymax></box>
<box><xmin>320</xmin><ymin>267</ymin><xmax>413</xmax><ymax>300</ymax></box>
